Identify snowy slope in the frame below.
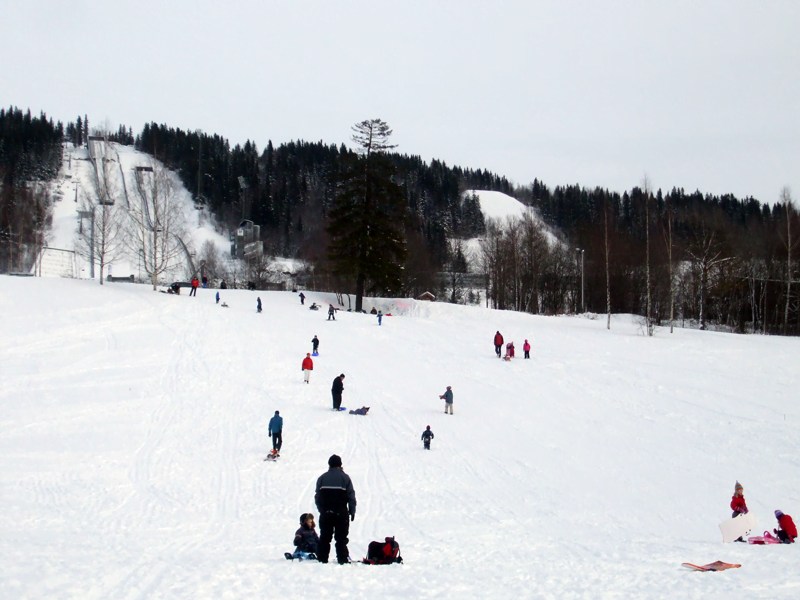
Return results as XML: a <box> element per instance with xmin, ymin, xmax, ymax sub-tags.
<box><xmin>45</xmin><ymin>143</ymin><xmax>230</xmax><ymax>279</ymax></box>
<box><xmin>1</xmin><ymin>278</ymin><xmax>799</xmax><ymax>599</ymax></box>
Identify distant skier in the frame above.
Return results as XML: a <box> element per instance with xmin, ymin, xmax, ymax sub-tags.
<box><xmin>421</xmin><ymin>426</ymin><xmax>434</xmax><ymax>450</ymax></box>
<box><xmin>440</xmin><ymin>386</ymin><xmax>453</xmax><ymax>415</ymax></box>
<box><xmin>312</xmin><ymin>335</ymin><xmax>320</xmax><ymax>354</ymax></box>
<box><xmin>331</xmin><ymin>374</ymin><xmax>345</xmax><ymax>410</ymax></box>
<box><xmin>328</xmin><ymin>304</ymin><xmax>336</xmax><ymax>321</ymax></box>
<box><xmin>494</xmin><ymin>331</ymin><xmax>504</xmax><ymax>358</ymax></box>
<box><xmin>299</xmin><ymin>292</ymin><xmax>305</xmax><ymax>305</ymax></box>
<box><xmin>523</xmin><ymin>339</ymin><xmax>531</xmax><ymax>359</ymax></box>
<box><xmin>773</xmin><ymin>510</ymin><xmax>797</xmax><ymax>543</ymax></box>
<box><xmin>189</xmin><ymin>276</ymin><xmax>199</xmax><ymax>297</ymax></box>
<box><xmin>302</xmin><ymin>353</ymin><xmax>314</xmax><ymax>384</ymax></box>
<box><xmin>216</xmin><ymin>291</ymin><xmax>220</xmax><ymax>304</ymax></box>
<box><xmin>377</xmin><ymin>310</ymin><xmax>382</xmax><ymax>326</ymax></box>
<box><xmin>257</xmin><ymin>297</ymin><xmax>262</xmax><ymax>313</ymax></box>
<box><xmin>269</xmin><ymin>410</ymin><xmax>283</xmax><ymax>453</ymax></box>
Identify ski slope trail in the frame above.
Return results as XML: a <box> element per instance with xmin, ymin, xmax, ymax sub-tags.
<box><xmin>1</xmin><ymin>277</ymin><xmax>799</xmax><ymax>599</ymax></box>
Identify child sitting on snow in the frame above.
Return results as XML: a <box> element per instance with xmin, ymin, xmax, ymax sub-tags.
<box><xmin>349</xmin><ymin>406</ymin><xmax>370</xmax><ymax>415</ymax></box>
<box><xmin>773</xmin><ymin>510</ymin><xmax>797</xmax><ymax>544</ymax></box>
<box><xmin>504</xmin><ymin>342</ymin><xmax>515</xmax><ymax>358</ymax></box>
<box><xmin>289</xmin><ymin>513</ymin><xmax>320</xmax><ymax>560</ymax></box>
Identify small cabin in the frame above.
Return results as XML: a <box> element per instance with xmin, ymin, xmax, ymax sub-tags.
<box><xmin>418</xmin><ymin>291</ymin><xmax>436</xmax><ymax>302</ymax></box>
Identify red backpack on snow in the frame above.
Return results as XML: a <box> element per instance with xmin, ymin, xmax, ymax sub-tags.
<box><xmin>362</xmin><ymin>537</ymin><xmax>402</xmax><ymax>564</ymax></box>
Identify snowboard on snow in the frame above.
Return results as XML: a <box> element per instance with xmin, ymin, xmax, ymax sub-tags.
<box><xmin>681</xmin><ymin>561</ymin><xmax>741</xmax><ymax>572</ymax></box>
<box><xmin>719</xmin><ymin>512</ymin><xmax>757</xmax><ymax>543</ymax></box>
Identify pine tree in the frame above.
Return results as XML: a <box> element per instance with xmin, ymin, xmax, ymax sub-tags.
<box><xmin>327</xmin><ymin>119</ymin><xmax>407</xmax><ymax>311</ymax></box>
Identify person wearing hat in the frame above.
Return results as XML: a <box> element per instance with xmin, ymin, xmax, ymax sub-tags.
<box><xmin>291</xmin><ymin>513</ymin><xmax>320</xmax><ymax>559</ymax></box>
<box><xmin>439</xmin><ymin>386</ymin><xmax>454</xmax><ymax>415</ymax></box>
<box><xmin>730</xmin><ymin>481</ymin><xmax>748</xmax><ymax>518</ymax></box>
<box><xmin>421</xmin><ymin>425</ymin><xmax>434</xmax><ymax>450</ymax></box>
<box><xmin>302</xmin><ymin>353</ymin><xmax>314</xmax><ymax>384</ymax></box>
<box><xmin>268</xmin><ymin>410</ymin><xmax>283</xmax><ymax>453</ymax></box>
<box><xmin>314</xmin><ymin>454</ymin><xmax>357</xmax><ymax>564</ymax></box>
<box><xmin>331</xmin><ymin>374</ymin><xmax>345</xmax><ymax>410</ymax></box>
<box><xmin>773</xmin><ymin>510</ymin><xmax>797</xmax><ymax>543</ymax></box>
<box><xmin>523</xmin><ymin>339</ymin><xmax>531</xmax><ymax>359</ymax></box>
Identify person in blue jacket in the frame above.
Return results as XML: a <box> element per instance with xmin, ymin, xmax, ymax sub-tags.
<box><xmin>269</xmin><ymin>410</ymin><xmax>283</xmax><ymax>453</ymax></box>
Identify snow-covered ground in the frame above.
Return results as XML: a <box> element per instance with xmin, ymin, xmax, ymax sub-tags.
<box><xmin>2</xmin><ymin>277</ymin><xmax>799</xmax><ymax>599</ymax></box>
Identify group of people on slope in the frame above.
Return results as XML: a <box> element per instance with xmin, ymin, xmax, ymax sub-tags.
<box><xmin>493</xmin><ymin>331</ymin><xmax>531</xmax><ymax>359</ymax></box>
<box><xmin>731</xmin><ymin>481</ymin><xmax>796</xmax><ymax>543</ymax></box>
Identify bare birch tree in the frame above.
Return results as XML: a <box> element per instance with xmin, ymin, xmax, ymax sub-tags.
<box><xmin>126</xmin><ymin>159</ymin><xmax>187</xmax><ymax>290</ymax></box>
<box><xmin>76</xmin><ymin>145</ymin><xmax>124</xmax><ymax>283</ymax></box>
<box><xmin>779</xmin><ymin>187</ymin><xmax>799</xmax><ymax>334</ymax></box>
<box><xmin>605</xmin><ymin>198</ymin><xmax>611</xmax><ymax>330</ymax></box>
<box><xmin>642</xmin><ymin>176</ymin><xmax>653</xmax><ymax>336</ymax></box>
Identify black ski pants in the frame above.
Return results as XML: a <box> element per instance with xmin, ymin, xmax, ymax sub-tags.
<box><xmin>494</xmin><ymin>344</ymin><xmax>502</xmax><ymax>357</ymax></box>
<box><xmin>272</xmin><ymin>431</ymin><xmax>282</xmax><ymax>451</ymax></box>
<box><xmin>332</xmin><ymin>392</ymin><xmax>342</xmax><ymax>410</ymax></box>
<box><xmin>318</xmin><ymin>511</ymin><xmax>350</xmax><ymax>563</ymax></box>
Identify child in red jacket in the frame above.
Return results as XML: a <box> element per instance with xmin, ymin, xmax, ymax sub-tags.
<box><xmin>730</xmin><ymin>481</ymin><xmax>748</xmax><ymax>518</ymax></box>
<box><xmin>774</xmin><ymin>510</ymin><xmax>797</xmax><ymax>543</ymax></box>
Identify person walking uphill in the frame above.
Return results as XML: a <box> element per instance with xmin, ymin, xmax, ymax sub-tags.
<box><xmin>440</xmin><ymin>386</ymin><xmax>453</xmax><ymax>414</ymax></box>
<box><xmin>302</xmin><ymin>353</ymin><xmax>314</xmax><ymax>384</ymax></box>
<box><xmin>421</xmin><ymin>426</ymin><xmax>434</xmax><ymax>450</ymax></box>
<box><xmin>315</xmin><ymin>454</ymin><xmax>357</xmax><ymax>564</ymax></box>
<box><xmin>189</xmin><ymin>276</ymin><xmax>199</xmax><ymax>297</ymax></box>
<box><xmin>269</xmin><ymin>410</ymin><xmax>283</xmax><ymax>453</ymax></box>
<box><xmin>331</xmin><ymin>374</ymin><xmax>345</xmax><ymax>410</ymax></box>
<box><xmin>494</xmin><ymin>331</ymin><xmax>504</xmax><ymax>358</ymax></box>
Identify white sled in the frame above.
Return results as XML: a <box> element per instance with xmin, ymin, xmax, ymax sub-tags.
<box><xmin>719</xmin><ymin>512</ymin><xmax>756</xmax><ymax>543</ymax></box>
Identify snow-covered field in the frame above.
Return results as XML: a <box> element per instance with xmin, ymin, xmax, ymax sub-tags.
<box><xmin>1</xmin><ymin>277</ymin><xmax>799</xmax><ymax>599</ymax></box>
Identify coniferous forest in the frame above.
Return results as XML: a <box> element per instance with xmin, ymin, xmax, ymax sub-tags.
<box><xmin>1</xmin><ymin>106</ymin><xmax>799</xmax><ymax>335</ymax></box>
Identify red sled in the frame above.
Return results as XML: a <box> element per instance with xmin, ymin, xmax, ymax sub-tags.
<box><xmin>681</xmin><ymin>561</ymin><xmax>741</xmax><ymax>572</ymax></box>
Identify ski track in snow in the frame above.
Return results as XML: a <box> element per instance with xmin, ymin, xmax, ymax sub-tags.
<box><xmin>2</xmin><ymin>278</ymin><xmax>800</xmax><ymax>599</ymax></box>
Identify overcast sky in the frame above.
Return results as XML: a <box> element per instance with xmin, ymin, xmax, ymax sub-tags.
<box><xmin>3</xmin><ymin>0</ymin><xmax>798</xmax><ymax>204</ymax></box>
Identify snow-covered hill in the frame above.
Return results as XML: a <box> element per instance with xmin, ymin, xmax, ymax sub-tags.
<box><xmin>1</xmin><ymin>277</ymin><xmax>798</xmax><ymax>599</ymax></box>
<box><xmin>43</xmin><ymin>142</ymin><xmax>230</xmax><ymax>280</ymax></box>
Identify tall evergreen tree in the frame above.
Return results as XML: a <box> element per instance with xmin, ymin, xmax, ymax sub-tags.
<box><xmin>327</xmin><ymin>119</ymin><xmax>407</xmax><ymax>311</ymax></box>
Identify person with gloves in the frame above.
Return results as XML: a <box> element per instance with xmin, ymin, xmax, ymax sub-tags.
<box><xmin>314</xmin><ymin>454</ymin><xmax>357</xmax><ymax>564</ymax></box>
<box><xmin>268</xmin><ymin>410</ymin><xmax>283</xmax><ymax>453</ymax></box>
<box><xmin>440</xmin><ymin>386</ymin><xmax>454</xmax><ymax>415</ymax></box>
<box><xmin>421</xmin><ymin>426</ymin><xmax>434</xmax><ymax>450</ymax></box>
<box><xmin>302</xmin><ymin>353</ymin><xmax>314</xmax><ymax>384</ymax></box>
<box><xmin>523</xmin><ymin>339</ymin><xmax>531</xmax><ymax>359</ymax></box>
<box><xmin>774</xmin><ymin>510</ymin><xmax>797</xmax><ymax>543</ymax></box>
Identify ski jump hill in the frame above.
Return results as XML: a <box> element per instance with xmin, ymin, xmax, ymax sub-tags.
<box><xmin>1</xmin><ymin>277</ymin><xmax>799</xmax><ymax>599</ymax></box>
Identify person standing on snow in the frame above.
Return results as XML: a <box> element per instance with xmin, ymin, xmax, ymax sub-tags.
<box><xmin>299</xmin><ymin>292</ymin><xmax>305</xmax><ymax>305</ymax></box>
<box><xmin>494</xmin><ymin>331</ymin><xmax>504</xmax><ymax>358</ymax></box>
<box><xmin>328</xmin><ymin>304</ymin><xmax>336</xmax><ymax>321</ymax></box>
<box><xmin>312</xmin><ymin>335</ymin><xmax>320</xmax><ymax>354</ymax></box>
<box><xmin>523</xmin><ymin>339</ymin><xmax>531</xmax><ymax>359</ymax></box>
<box><xmin>377</xmin><ymin>310</ymin><xmax>382</xmax><ymax>326</ymax></box>
<box><xmin>269</xmin><ymin>410</ymin><xmax>283</xmax><ymax>453</ymax></box>
<box><xmin>315</xmin><ymin>454</ymin><xmax>357</xmax><ymax>564</ymax></box>
<box><xmin>302</xmin><ymin>353</ymin><xmax>314</xmax><ymax>384</ymax></box>
<box><xmin>216</xmin><ymin>291</ymin><xmax>220</xmax><ymax>304</ymax></box>
<box><xmin>421</xmin><ymin>426</ymin><xmax>434</xmax><ymax>450</ymax></box>
<box><xmin>440</xmin><ymin>386</ymin><xmax>453</xmax><ymax>414</ymax></box>
<box><xmin>331</xmin><ymin>374</ymin><xmax>345</xmax><ymax>410</ymax></box>
<box><xmin>257</xmin><ymin>297</ymin><xmax>262</xmax><ymax>313</ymax></box>
<box><xmin>189</xmin><ymin>276</ymin><xmax>199</xmax><ymax>297</ymax></box>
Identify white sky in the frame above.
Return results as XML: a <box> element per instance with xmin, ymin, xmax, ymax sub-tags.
<box><xmin>3</xmin><ymin>0</ymin><xmax>799</xmax><ymax>204</ymax></box>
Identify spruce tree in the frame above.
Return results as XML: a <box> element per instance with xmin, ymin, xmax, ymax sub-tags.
<box><xmin>327</xmin><ymin>119</ymin><xmax>407</xmax><ymax>311</ymax></box>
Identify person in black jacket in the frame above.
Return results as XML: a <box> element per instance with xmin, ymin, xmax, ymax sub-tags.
<box><xmin>293</xmin><ymin>513</ymin><xmax>320</xmax><ymax>556</ymax></box>
<box><xmin>421</xmin><ymin>426</ymin><xmax>434</xmax><ymax>450</ymax></box>
<box><xmin>331</xmin><ymin>374</ymin><xmax>345</xmax><ymax>410</ymax></box>
<box><xmin>312</xmin><ymin>335</ymin><xmax>319</xmax><ymax>354</ymax></box>
<box><xmin>314</xmin><ymin>454</ymin><xmax>357</xmax><ymax>564</ymax></box>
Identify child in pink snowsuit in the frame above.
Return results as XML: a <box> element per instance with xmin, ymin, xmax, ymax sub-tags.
<box><xmin>523</xmin><ymin>339</ymin><xmax>531</xmax><ymax>359</ymax></box>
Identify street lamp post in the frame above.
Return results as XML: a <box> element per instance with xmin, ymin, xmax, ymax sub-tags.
<box><xmin>576</xmin><ymin>248</ymin><xmax>585</xmax><ymax>313</ymax></box>
<box><xmin>78</xmin><ymin>208</ymin><xmax>95</xmax><ymax>279</ymax></box>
